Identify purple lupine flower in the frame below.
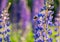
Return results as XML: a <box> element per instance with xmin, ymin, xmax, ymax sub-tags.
<box><xmin>54</xmin><ymin>1</ymin><xmax>60</xmax><ymax>37</ymax></box>
<box><xmin>48</xmin><ymin>29</ymin><xmax>52</xmax><ymax>35</ymax></box>
<box><xmin>33</xmin><ymin>0</ymin><xmax>55</xmax><ymax>42</ymax></box>
<box><xmin>47</xmin><ymin>38</ymin><xmax>53</xmax><ymax>42</ymax></box>
<box><xmin>46</xmin><ymin>2</ymin><xmax>54</xmax><ymax>26</ymax></box>
<box><xmin>11</xmin><ymin>0</ymin><xmax>19</xmax><ymax>23</ymax></box>
<box><xmin>19</xmin><ymin>0</ymin><xmax>31</xmax><ymax>41</ymax></box>
<box><xmin>54</xmin><ymin>28</ymin><xmax>58</xmax><ymax>32</ymax></box>
<box><xmin>19</xmin><ymin>0</ymin><xmax>31</xmax><ymax>29</ymax></box>
<box><xmin>42</xmin><ymin>31</ymin><xmax>46</xmax><ymax>37</ymax></box>
<box><xmin>33</xmin><ymin>13</ymin><xmax>48</xmax><ymax>42</ymax></box>
<box><xmin>0</xmin><ymin>2</ymin><xmax>11</xmax><ymax>42</ymax></box>
<box><xmin>1</xmin><ymin>0</ymin><xmax>8</xmax><ymax>11</ymax></box>
<box><xmin>36</xmin><ymin>39</ymin><xmax>44</xmax><ymax>42</ymax></box>
<box><xmin>54</xmin><ymin>6</ymin><xmax>60</xmax><ymax>42</ymax></box>
<box><xmin>0</xmin><ymin>38</ymin><xmax>2</xmax><ymax>42</ymax></box>
<box><xmin>32</xmin><ymin>0</ymin><xmax>44</xmax><ymax>17</ymax></box>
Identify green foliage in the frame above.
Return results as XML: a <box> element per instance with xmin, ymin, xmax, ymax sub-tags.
<box><xmin>10</xmin><ymin>31</ymin><xmax>20</xmax><ymax>42</ymax></box>
<box><xmin>26</xmin><ymin>29</ymin><xmax>34</xmax><ymax>42</ymax></box>
<box><xmin>27</xmin><ymin>0</ymin><xmax>32</xmax><ymax>9</ymax></box>
<box><xmin>10</xmin><ymin>25</ymin><xmax>34</xmax><ymax>42</ymax></box>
